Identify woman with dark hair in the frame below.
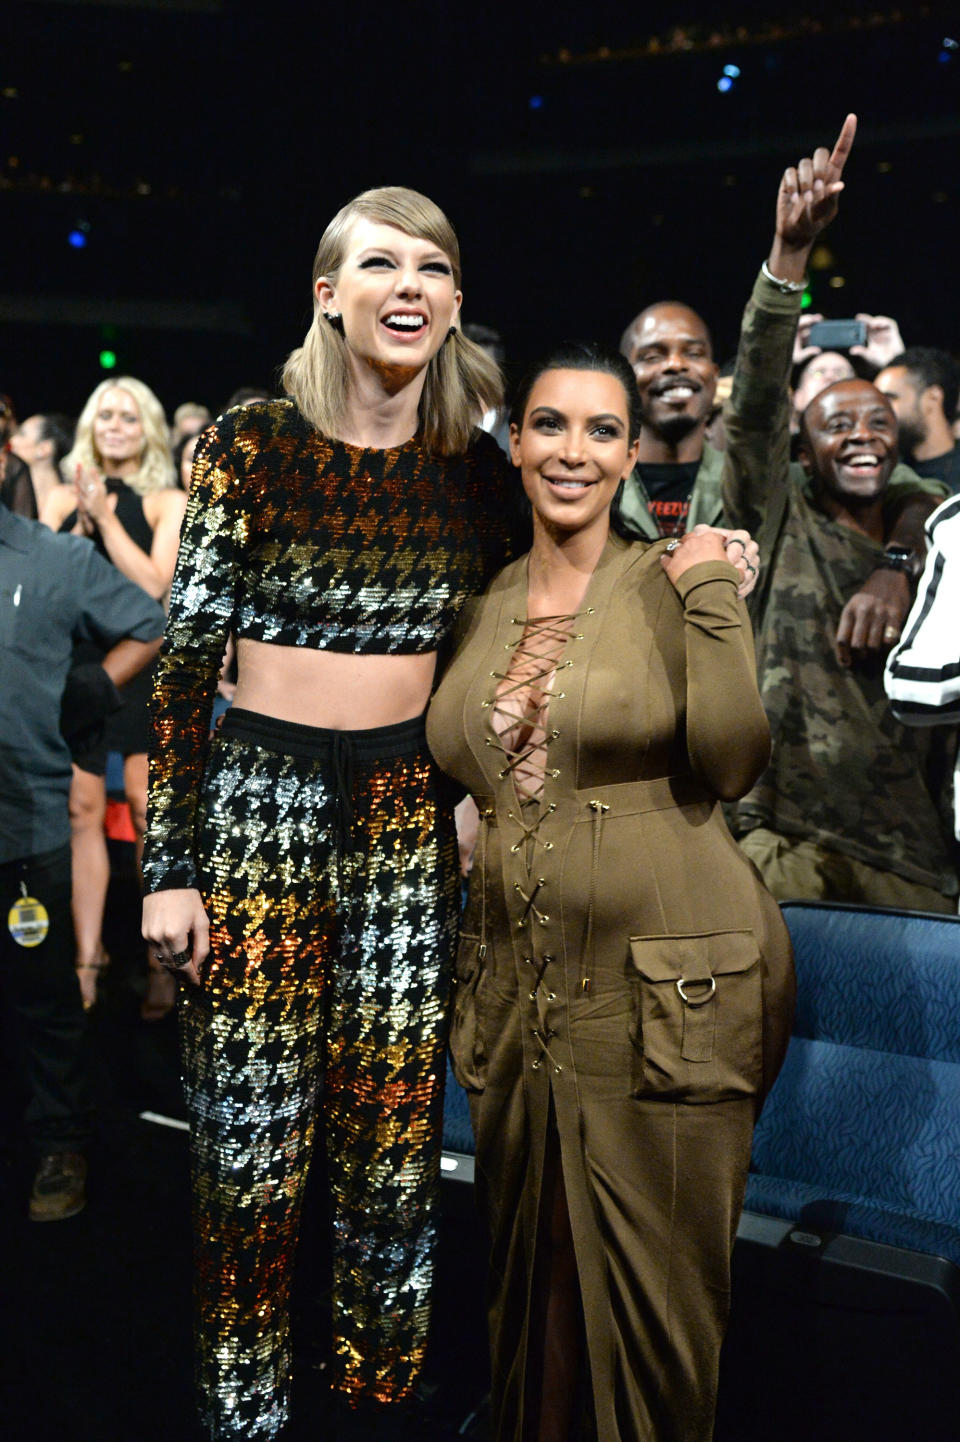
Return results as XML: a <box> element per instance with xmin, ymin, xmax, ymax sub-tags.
<box><xmin>428</xmin><ymin>343</ymin><xmax>794</xmax><ymax>1442</ymax></box>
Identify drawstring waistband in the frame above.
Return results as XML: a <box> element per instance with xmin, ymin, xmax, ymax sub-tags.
<box><xmin>331</xmin><ymin>732</ymin><xmax>355</xmax><ymax>853</ymax></box>
<box><xmin>220</xmin><ymin>706</ymin><xmax>428</xmax><ymax>856</ymax></box>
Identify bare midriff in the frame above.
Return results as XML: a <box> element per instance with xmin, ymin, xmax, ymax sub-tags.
<box><xmin>232</xmin><ymin>639</ymin><xmax>438</xmax><ymax>730</ymax></box>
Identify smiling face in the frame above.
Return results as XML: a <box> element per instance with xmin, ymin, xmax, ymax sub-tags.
<box><xmin>510</xmin><ymin>368</ymin><xmax>640</xmax><ymax>541</ymax></box>
<box><xmin>626</xmin><ymin>303</ymin><xmax>718</xmax><ymax>444</ymax></box>
<box><xmin>799</xmin><ymin>379</ymin><xmax>898</xmax><ymax>513</ymax></box>
<box><xmin>315</xmin><ymin>218</ymin><xmax>462</xmax><ymax>380</ymax></box>
<box><xmin>92</xmin><ymin>386</ymin><xmax>144</xmax><ymax>474</ymax></box>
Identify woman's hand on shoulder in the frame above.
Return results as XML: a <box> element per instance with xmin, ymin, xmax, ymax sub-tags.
<box><xmin>661</xmin><ymin>524</ymin><xmax>760</xmax><ymax>599</ymax></box>
<box><xmin>142</xmin><ymin>888</ymin><xmax>210</xmax><ymax>987</ymax></box>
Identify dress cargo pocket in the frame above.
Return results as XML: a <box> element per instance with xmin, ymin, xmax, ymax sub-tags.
<box><xmin>450</xmin><ymin>932</ymin><xmax>487</xmax><ymax>1093</ymax></box>
<box><xmin>628</xmin><ymin>929</ymin><xmax>763</xmax><ymax>1101</ymax></box>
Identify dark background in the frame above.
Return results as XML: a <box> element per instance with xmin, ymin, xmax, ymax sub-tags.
<box><xmin>3</xmin><ymin>0</ymin><xmax>959</xmax><ymax>418</ymax></box>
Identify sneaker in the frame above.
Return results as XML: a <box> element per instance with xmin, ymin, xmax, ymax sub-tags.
<box><xmin>29</xmin><ymin>1151</ymin><xmax>87</xmax><ymax>1222</ymax></box>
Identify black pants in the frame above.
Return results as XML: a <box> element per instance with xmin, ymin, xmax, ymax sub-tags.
<box><xmin>0</xmin><ymin>843</ymin><xmax>92</xmax><ymax>1154</ymax></box>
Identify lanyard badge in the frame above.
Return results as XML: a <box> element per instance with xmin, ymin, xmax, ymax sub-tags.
<box><xmin>8</xmin><ymin>882</ymin><xmax>49</xmax><ymax>948</ymax></box>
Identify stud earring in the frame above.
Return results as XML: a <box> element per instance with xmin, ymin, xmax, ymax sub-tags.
<box><xmin>324</xmin><ymin>311</ymin><xmax>344</xmax><ymax>334</ymax></box>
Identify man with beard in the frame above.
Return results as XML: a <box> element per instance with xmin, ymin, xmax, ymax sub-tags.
<box><xmin>614</xmin><ymin>114</ymin><xmax>945</xmax><ymax>660</ymax></box>
<box><xmin>875</xmin><ymin>347</ymin><xmax>960</xmax><ymax>495</ymax></box>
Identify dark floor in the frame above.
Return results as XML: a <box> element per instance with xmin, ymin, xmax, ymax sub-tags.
<box><xmin>0</xmin><ymin>851</ymin><xmax>492</xmax><ymax>1442</ymax></box>
<box><xmin>3</xmin><ymin>850</ymin><xmax>957</xmax><ymax>1441</ymax></box>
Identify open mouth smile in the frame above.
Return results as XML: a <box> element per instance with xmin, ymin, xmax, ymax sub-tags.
<box><xmin>651</xmin><ymin>381</ymin><xmax>700</xmax><ymax>403</ymax></box>
<box><xmin>544</xmin><ymin>475</ymin><xmax>597</xmax><ymax>493</ymax></box>
<box><xmin>380</xmin><ymin>310</ymin><xmax>428</xmax><ymax>338</ymax></box>
<box><xmin>838</xmin><ymin>450</ymin><xmax>884</xmax><ymax>476</ymax></box>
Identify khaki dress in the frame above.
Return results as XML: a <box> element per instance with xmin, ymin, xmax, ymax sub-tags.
<box><xmin>426</xmin><ymin>534</ymin><xmax>795</xmax><ymax>1442</ymax></box>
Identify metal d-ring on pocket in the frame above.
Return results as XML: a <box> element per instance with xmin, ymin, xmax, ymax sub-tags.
<box><xmin>676</xmin><ymin>975</ymin><xmax>717</xmax><ymax>1006</ymax></box>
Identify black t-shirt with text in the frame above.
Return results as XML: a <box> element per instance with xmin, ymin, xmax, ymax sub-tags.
<box><xmin>638</xmin><ymin>461</ymin><xmax>701</xmax><ymax>537</ymax></box>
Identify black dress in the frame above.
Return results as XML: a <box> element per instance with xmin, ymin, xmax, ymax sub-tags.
<box><xmin>60</xmin><ymin>480</ymin><xmax>158</xmax><ymax>769</ymax></box>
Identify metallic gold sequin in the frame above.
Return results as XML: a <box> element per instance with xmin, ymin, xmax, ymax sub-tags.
<box><xmin>181</xmin><ymin>718</ymin><xmax>457</xmax><ymax>1439</ymax></box>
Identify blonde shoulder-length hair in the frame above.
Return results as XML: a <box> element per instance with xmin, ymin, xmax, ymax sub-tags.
<box><xmin>282</xmin><ymin>186</ymin><xmax>503</xmax><ymax>457</ymax></box>
<box><xmin>64</xmin><ymin>375</ymin><xmax>176</xmax><ymax>495</ymax></box>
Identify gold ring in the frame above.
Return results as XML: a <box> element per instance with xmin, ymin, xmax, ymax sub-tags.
<box><xmin>883</xmin><ymin>625</ymin><xmax>900</xmax><ymax>643</ymax></box>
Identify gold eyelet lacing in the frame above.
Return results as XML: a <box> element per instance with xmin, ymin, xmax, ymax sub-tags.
<box><xmin>487</xmin><ymin>614</ymin><xmax>578</xmax><ymax>803</ymax></box>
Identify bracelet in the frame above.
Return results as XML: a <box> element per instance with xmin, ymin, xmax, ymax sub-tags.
<box><xmin>761</xmin><ymin>259</ymin><xmax>806</xmax><ymax>294</ymax></box>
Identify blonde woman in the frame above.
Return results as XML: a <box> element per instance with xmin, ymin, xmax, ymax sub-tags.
<box><xmin>42</xmin><ymin>377</ymin><xmax>186</xmax><ymax>1012</ymax></box>
<box><xmin>139</xmin><ymin>187</ymin><xmax>521</xmax><ymax>1442</ymax></box>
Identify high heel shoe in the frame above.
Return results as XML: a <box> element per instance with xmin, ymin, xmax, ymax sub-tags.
<box><xmin>76</xmin><ymin>949</ymin><xmax>110</xmax><ymax>1011</ymax></box>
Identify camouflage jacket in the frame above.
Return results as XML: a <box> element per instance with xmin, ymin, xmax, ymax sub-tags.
<box><xmin>724</xmin><ymin>270</ymin><xmax>956</xmax><ymax>892</ymax></box>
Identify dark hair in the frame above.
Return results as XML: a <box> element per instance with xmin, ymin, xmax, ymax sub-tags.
<box><xmin>225</xmin><ymin>385</ymin><xmax>274</xmax><ymax>410</ymax></box>
<box><xmin>38</xmin><ymin>413</ymin><xmax>75</xmax><ymax>467</ymax></box>
<box><xmin>510</xmin><ymin>341</ymin><xmax>643</xmax><ymax>443</ymax></box>
<box><xmin>172</xmin><ymin>430</ymin><xmax>202</xmax><ymax>490</ymax></box>
<box><xmin>887</xmin><ymin>347</ymin><xmax>960</xmax><ymax>424</ymax></box>
<box><xmin>462</xmin><ymin>323</ymin><xmax>506</xmax><ymax>367</ymax></box>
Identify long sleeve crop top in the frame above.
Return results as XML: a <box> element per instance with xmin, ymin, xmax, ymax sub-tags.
<box><xmin>142</xmin><ymin>398</ymin><xmax>521</xmax><ymax>891</ymax></box>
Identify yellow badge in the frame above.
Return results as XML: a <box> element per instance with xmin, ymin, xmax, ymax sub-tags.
<box><xmin>8</xmin><ymin>895</ymin><xmax>50</xmax><ymax>947</ymax></box>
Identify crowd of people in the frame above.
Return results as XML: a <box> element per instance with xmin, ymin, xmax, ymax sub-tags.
<box><xmin>1</xmin><ymin>112</ymin><xmax>959</xmax><ymax>1442</ymax></box>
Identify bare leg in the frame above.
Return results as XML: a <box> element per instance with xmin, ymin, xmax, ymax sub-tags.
<box><xmin>123</xmin><ymin>752</ymin><xmax>148</xmax><ymax>871</ymax></box>
<box><xmin>526</xmin><ymin>1131</ymin><xmax>584</xmax><ymax>1442</ymax></box>
<box><xmin>68</xmin><ymin>764</ymin><xmax>109</xmax><ymax>1008</ymax></box>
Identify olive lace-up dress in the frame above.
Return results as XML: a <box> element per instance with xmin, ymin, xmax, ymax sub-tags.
<box><xmin>427</xmin><ymin>531</ymin><xmax>795</xmax><ymax>1442</ymax></box>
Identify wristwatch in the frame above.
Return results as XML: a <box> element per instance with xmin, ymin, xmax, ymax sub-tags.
<box><xmin>878</xmin><ymin>546</ymin><xmax>922</xmax><ymax>580</ymax></box>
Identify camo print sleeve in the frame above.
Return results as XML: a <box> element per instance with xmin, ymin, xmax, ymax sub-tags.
<box><xmin>143</xmin><ymin>422</ymin><xmax>244</xmax><ymax>892</ymax></box>
<box><xmin>722</xmin><ymin>270</ymin><xmax>801</xmax><ymax>540</ymax></box>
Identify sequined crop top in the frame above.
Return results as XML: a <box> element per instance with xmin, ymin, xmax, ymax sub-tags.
<box><xmin>143</xmin><ymin>399</ymin><xmax>520</xmax><ymax>891</ymax></box>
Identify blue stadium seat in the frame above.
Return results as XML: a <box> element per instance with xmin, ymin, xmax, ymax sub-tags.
<box><xmin>441</xmin><ymin>1055</ymin><xmax>475</xmax><ymax>1184</ymax></box>
<box><xmin>718</xmin><ymin>901</ymin><xmax>960</xmax><ymax>1442</ymax></box>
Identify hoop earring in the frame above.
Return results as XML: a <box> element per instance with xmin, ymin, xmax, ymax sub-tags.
<box><xmin>324</xmin><ymin>312</ymin><xmax>344</xmax><ymax>334</ymax></box>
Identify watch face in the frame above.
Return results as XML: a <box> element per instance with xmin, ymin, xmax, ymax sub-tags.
<box><xmin>883</xmin><ymin>547</ymin><xmax>920</xmax><ymax>577</ymax></box>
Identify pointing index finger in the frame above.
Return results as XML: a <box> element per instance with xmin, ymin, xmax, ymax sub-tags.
<box><xmin>829</xmin><ymin>113</ymin><xmax>857</xmax><ymax>174</ymax></box>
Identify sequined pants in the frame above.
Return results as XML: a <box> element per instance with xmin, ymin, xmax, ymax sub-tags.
<box><xmin>181</xmin><ymin>708</ymin><xmax>458</xmax><ymax>1441</ymax></box>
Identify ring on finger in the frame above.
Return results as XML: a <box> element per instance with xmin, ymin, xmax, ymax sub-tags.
<box><xmin>164</xmin><ymin>949</ymin><xmax>193</xmax><ymax>970</ymax></box>
<box><xmin>744</xmin><ymin>562</ymin><xmax>758</xmax><ymax>576</ymax></box>
<box><xmin>724</xmin><ymin>537</ymin><xmax>746</xmax><ymax>557</ymax></box>
<box><xmin>665</xmin><ymin>538</ymin><xmax>682</xmax><ymax>553</ymax></box>
<box><xmin>883</xmin><ymin>625</ymin><xmax>900</xmax><ymax>643</ymax></box>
